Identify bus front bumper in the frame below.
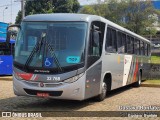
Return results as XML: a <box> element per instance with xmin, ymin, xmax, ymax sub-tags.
<box><xmin>13</xmin><ymin>75</ymin><xmax>86</xmax><ymax>100</ymax></box>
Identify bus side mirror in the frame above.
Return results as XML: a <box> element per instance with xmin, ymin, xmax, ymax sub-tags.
<box><xmin>6</xmin><ymin>24</ymin><xmax>20</xmax><ymax>46</ymax></box>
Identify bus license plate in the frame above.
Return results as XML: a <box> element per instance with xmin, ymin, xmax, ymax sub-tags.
<box><xmin>37</xmin><ymin>93</ymin><xmax>49</xmax><ymax>97</ymax></box>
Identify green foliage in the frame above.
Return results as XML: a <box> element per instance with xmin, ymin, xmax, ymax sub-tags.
<box><xmin>79</xmin><ymin>5</ymin><xmax>96</xmax><ymax>15</ymax></box>
<box><xmin>123</xmin><ymin>1</ymin><xmax>158</xmax><ymax>35</ymax></box>
<box><xmin>25</xmin><ymin>0</ymin><xmax>53</xmax><ymax>15</ymax></box>
<box><xmin>54</xmin><ymin>0</ymin><xmax>80</xmax><ymax>13</ymax></box>
<box><xmin>80</xmin><ymin>0</ymin><xmax>160</xmax><ymax>36</ymax></box>
<box><xmin>15</xmin><ymin>0</ymin><xmax>80</xmax><ymax>24</ymax></box>
<box><xmin>15</xmin><ymin>10</ymin><xmax>22</xmax><ymax>24</ymax></box>
<box><xmin>151</xmin><ymin>55</ymin><xmax>160</xmax><ymax>64</ymax></box>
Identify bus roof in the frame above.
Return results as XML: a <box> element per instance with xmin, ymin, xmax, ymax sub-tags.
<box><xmin>24</xmin><ymin>13</ymin><xmax>95</xmax><ymax>22</ymax></box>
<box><xmin>0</xmin><ymin>37</ymin><xmax>15</xmax><ymax>44</ymax></box>
<box><xmin>24</xmin><ymin>13</ymin><xmax>150</xmax><ymax>43</ymax></box>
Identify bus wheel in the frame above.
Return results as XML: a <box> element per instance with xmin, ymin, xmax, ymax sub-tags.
<box><xmin>96</xmin><ymin>81</ymin><xmax>107</xmax><ymax>101</ymax></box>
<box><xmin>134</xmin><ymin>72</ymin><xmax>142</xmax><ymax>87</ymax></box>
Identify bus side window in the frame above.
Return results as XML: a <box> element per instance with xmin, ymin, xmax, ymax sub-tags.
<box><xmin>137</xmin><ymin>39</ymin><xmax>140</xmax><ymax>55</ymax></box>
<box><xmin>5</xmin><ymin>43</ymin><xmax>11</xmax><ymax>55</ymax></box>
<box><xmin>122</xmin><ymin>33</ymin><xmax>126</xmax><ymax>53</ymax></box>
<box><xmin>117</xmin><ymin>32</ymin><xmax>124</xmax><ymax>53</ymax></box>
<box><xmin>147</xmin><ymin>44</ymin><xmax>151</xmax><ymax>56</ymax></box>
<box><xmin>127</xmin><ymin>36</ymin><xmax>130</xmax><ymax>54</ymax></box>
<box><xmin>117</xmin><ymin>32</ymin><xmax>125</xmax><ymax>54</ymax></box>
<box><xmin>11</xmin><ymin>43</ymin><xmax>15</xmax><ymax>56</ymax></box>
<box><xmin>87</xmin><ymin>21</ymin><xmax>105</xmax><ymax>68</ymax></box>
<box><xmin>93</xmin><ymin>31</ymin><xmax>100</xmax><ymax>56</ymax></box>
<box><xmin>134</xmin><ymin>39</ymin><xmax>140</xmax><ymax>55</ymax></box>
<box><xmin>127</xmin><ymin>36</ymin><xmax>134</xmax><ymax>54</ymax></box>
<box><xmin>140</xmin><ymin>41</ymin><xmax>144</xmax><ymax>55</ymax></box>
<box><xmin>144</xmin><ymin>43</ymin><xmax>148</xmax><ymax>56</ymax></box>
<box><xmin>122</xmin><ymin>34</ymin><xmax>127</xmax><ymax>53</ymax></box>
<box><xmin>106</xmin><ymin>27</ymin><xmax>117</xmax><ymax>53</ymax></box>
<box><xmin>0</xmin><ymin>51</ymin><xmax>4</xmax><ymax>55</ymax></box>
<box><xmin>88</xmin><ymin>29</ymin><xmax>100</xmax><ymax>57</ymax></box>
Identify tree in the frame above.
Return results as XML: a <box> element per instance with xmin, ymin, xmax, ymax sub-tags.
<box><xmin>15</xmin><ymin>11</ymin><xmax>22</xmax><ymax>24</ymax></box>
<box><xmin>80</xmin><ymin>0</ymin><xmax>160</xmax><ymax>36</ymax></box>
<box><xmin>54</xmin><ymin>0</ymin><xmax>80</xmax><ymax>13</ymax></box>
<box><xmin>15</xmin><ymin>0</ymin><xmax>80</xmax><ymax>24</ymax></box>
<box><xmin>123</xmin><ymin>0</ymin><xmax>159</xmax><ymax>35</ymax></box>
<box><xmin>79</xmin><ymin>5</ymin><xmax>96</xmax><ymax>15</ymax></box>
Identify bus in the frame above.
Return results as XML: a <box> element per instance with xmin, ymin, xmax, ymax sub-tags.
<box><xmin>0</xmin><ymin>22</ymin><xmax>15</xmax><ymax>75</ymax></box>
<box><xmin>0</xmin><ymin>38</ymin><xmax>15</xmax><ymax>75</ymax></box>
<box><xmin>10</xmin><ymin>14</ymin><xmax>151</xmax><ymax>101</ymax></box>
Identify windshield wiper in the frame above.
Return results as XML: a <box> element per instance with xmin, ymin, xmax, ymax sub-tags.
<box><xmin>24</xmin><ymin>32</ymin><xmax>46</xmax><ymax>71</ymax></box>
<box><xmin>45</xmin><ymin>41</ymin><xmax>63</xmax><ymax>72</ymax></box>
<box><xmin>24</xmin><ymin>32</ymin><xmax>63</xmax><ymax>73</ymax></box>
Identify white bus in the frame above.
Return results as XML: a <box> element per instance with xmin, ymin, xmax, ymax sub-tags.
<box><xmin>10</xmin><ymin>13</ymin><xmax>151</xmax><ymax>101</ymax></box>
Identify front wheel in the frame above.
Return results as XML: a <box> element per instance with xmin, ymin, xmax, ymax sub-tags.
<box><xmin>96</xmin><ymin>81</ymin><xmax>107</xmax><ymax>101</ymax></box>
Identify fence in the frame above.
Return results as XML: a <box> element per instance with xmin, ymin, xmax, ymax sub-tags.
<box><xmin>150</xmin><ymin>63</ymin><xmax>160</xmax><ymax>79</ymax></box>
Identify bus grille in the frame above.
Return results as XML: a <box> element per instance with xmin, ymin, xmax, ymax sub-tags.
<box><xmin>24</xmin><ymin>89</ymin><xmax>63</xmax><ymax>96</ymax></box>
<box><xmin>23</xmin><ymin>81</ymin><xmax>62</xmax><ymax>88</ymax></box>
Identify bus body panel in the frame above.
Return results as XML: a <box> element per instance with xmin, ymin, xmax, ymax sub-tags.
<box><xmin>85</xmin><ymin>61</ymin><xmax>102</xmax><ymax>99</ymax></box>
<box><xmin>102</xmin><ymin>53</ymin><xmax>124</xmax><ymax>90</ymax></box>
<box><xmin>102</xmin><ymin>54</ymin><xmax>150</xmax><ymax>90</ymax></box>
<box><xmin>0</xmin><ymin>55</ymin><xmax>13</xmax><ymax>75</ymax></box>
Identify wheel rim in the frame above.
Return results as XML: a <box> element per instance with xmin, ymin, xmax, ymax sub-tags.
<box><xmin>101</xmin><ymin>82</ymin><xmax>107</xmax><ymax>98</ymax></box>
<box><xmin>138</xmin><ymin>74</ymin><xmax>141</xmax><ymax>85</ymax></box>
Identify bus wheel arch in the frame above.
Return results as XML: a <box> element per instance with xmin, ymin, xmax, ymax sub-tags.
<box><xmin>103</xmin><ymin>73</ymin><xmax>112</xmax><ymax>92</ymax></box>
<box><xmin>96</xmin><ymin>73</ymin><xmax>112</xmax><ymax>101</ymax></box>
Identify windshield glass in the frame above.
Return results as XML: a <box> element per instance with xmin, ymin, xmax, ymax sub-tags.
<box><xmin>14</xmin><ymin>22</ymin><xmax>87</xmax><ymax>70</ymax></box>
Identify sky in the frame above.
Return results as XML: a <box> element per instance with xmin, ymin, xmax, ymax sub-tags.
<box><xmin>0</xmin><ymin>0</ymin><xmax>98</xmax><ymax>24</ymax></box>
<box><xmin>0</xmin><ymin>0</ymin><xmax>159</xmax><ymax>24</ymax></box>
<box><xmin>0</xmin><ymin>0</ymin><xmax>21</xmax><ymax>23</ymax></box>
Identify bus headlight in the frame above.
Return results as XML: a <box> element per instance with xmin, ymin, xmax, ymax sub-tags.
<box><xmin>14</xmin><ymin>72</ymin><xmax>33</xmax><ymax>81</ymax></box>
<box><xmin>64</xmin><ymin>73</ymin><xmax>84</xmax><ymax>83</ymax></box>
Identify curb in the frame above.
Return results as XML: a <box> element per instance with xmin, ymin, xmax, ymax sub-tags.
<box><xmin>0</xmin><ymin>76</ymin><xmax>12</xmax><ymax>81</ymax></box>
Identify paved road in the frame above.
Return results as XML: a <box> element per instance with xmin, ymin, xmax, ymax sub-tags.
<box><xmin>0</xmin><ymin>81</ymin><xmax>160</xmax><ymax>119</ymax></box>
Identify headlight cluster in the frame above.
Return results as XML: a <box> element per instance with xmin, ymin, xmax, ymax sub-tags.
<box><xmin>64</xmin><ymin>73</ymin><xmax>84</xmax><ymax>83</ymax></box>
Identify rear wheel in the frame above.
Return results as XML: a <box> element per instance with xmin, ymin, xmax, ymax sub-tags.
<box><xmin>134</xmin><ymin>72</ymin><xmax>142</xmax><ymax>87</ymax></box>
<box><xmin>96</xmin><ymin>81</ymin><xmax>107</xmax><ymax>101</ymax></box>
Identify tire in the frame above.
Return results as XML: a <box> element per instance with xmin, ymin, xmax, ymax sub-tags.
<box><xmin>96</xmin><ymin>81</ymin><xmax>107</xmax><ymax>101</ymax></box>
<box><xmin>134</xmin><ymin>72</ymin><xmax>142</xmax><ymax>87</ymax></box>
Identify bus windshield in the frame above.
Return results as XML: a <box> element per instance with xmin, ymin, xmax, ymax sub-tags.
<box><xmin>14</xmin><ymin>22</ymin><xmax>87</xmax><ymax>71</ymax></box>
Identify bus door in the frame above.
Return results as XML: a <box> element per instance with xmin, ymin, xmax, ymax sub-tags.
<box><xmin>85</xmin><ymin>21</ymin><xmax>105</xmax><ymax>99</ymax></box>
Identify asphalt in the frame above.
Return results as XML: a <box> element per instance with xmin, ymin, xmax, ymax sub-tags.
<box><xmin>0</xmin><ymin>76</ymin><xmax>160</xmax><ymax>88</ymax></box>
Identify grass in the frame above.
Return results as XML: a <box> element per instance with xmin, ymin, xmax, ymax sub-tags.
<box><xmin>151</xmin><ymin>55</ymin><xmax>160</xmax><ymax>64</ymax></box>
<box><xmin>144</xmin><ymin>80</ymin><xmax>160</xmax><ymax>85</ymax></box>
